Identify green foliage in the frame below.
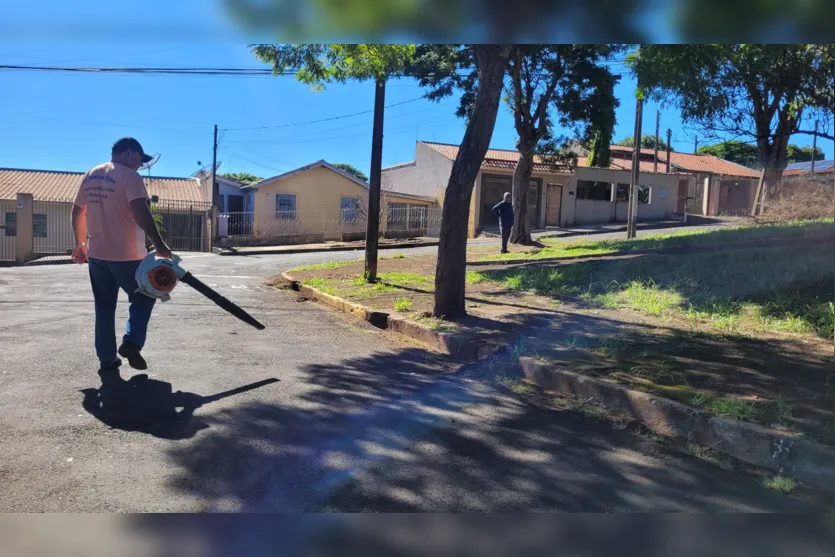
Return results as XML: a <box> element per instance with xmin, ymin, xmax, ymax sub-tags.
<box><xmin>250</xmin><ymin>44</ymin><xmax>415</xmax><ymax>85</ymax></box>
<box><xmin>697</xmin><ymin>140</ymin><xmax>758</xmax><ymax>166</ymax></box>
<box><xmin>785</xmin><ymin>144</ymin><xmax>825</xmax><ymax>163</ymax></box>
<box><xmin>393</xmin><ymin>297</ymin><xmax>412</xmax><ymax>312</ymax></box>
<box><xmin>149</xmin><ymin>205</ymin><xmax>165</xmax><ymax>235</ymax></box>
<box><xmin>762</xmin><ymin>475</ymin><xmax>796</xmax><ymax>493</ymax></box>
<box><xmin>332</xmin><ymin>163</ymin><xmax>368</xmax><ymax>182</ymax></box>
<box><xmin>631</xmin><ymin>45</ymin><xmax>834</xmax><ymax>177</ymax></box>
<box><xmin>219</xmin><ymin>172</ymin><xmax>263</xmax><ymax>185</ymax></box>
<box><xmin>698</xmin><ymin>141</ymin><xmax>824</xmax><ymax>166</ymax></box>
<box><xmin>615</xmin><ymin>134</ymin><xmax>673</xmax><ymax>152</ymax></box>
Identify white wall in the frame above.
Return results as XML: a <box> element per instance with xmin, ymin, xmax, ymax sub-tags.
<box><xmin>570</xmin><ymin>167</ymin><xmax>679</xmax><ymax>225</ymax></box>
<box><xmin>381</xmin><ymin>142</ymin><xmax>454</xmax><ymax>199</ymax></box>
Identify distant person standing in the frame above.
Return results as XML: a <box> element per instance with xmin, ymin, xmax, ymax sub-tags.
<box><xmin>71</xmin><ymin>137</ymin><xmax>173</xmax><ymax>375</ymax></box>
<box><xmin>492</xmin><ymin>192</ymin><xmax>514</xmax><ymax>254</ymax></box>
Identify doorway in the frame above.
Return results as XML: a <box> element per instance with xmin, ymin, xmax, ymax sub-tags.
<box><xmin>545</xmin><ymin>184</ymin><xmax>562</xmax><ymax>226</ymax></box>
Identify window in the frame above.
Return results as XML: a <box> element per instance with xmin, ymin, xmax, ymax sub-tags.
<box><xmin>615</xmin><ymin>183</ymin><xmax>630</xmax><ymax>202</ymax></box>
<box><xmin>33</xmin><ymin>214</ymin><xmax>48</xmax><ymax>237</ymax></box>
<box><xmin>218</xmin><ymin>194</ymin><xmax>226</xmax><ymax>212</ymax></box>
<box><xmin>576</xmin><ymin>180</ymin><xmax>612</xmax><ymax>201</ymax></box>
<box><xmin>341</xmin><ymin>197</ymin><xmax>360</xmax><ymax>222</ymax></box>
<box><xmin>275</xmin><ymin>194</ymin><xmax>296</xmax><ymax>220</ymax></box>
<box><xmin>638</xmin><ymin>185</ymin><xmax>651</xmax><ymax>204</ymax></box>
<box><xmin>3</xmin><ymin>212</ymin><xmax>16</xmax><ymax>236</ymax></box>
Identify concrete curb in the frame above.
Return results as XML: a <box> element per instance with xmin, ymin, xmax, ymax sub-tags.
<box><xmin>468</xmin><ymin>232</ymin><xmax>834</xmax><ymax>267</ymax></box>
<box><xmin>216</xmin><ymin>240</ymin><xmax>439</xmax><ymax>256</ymax></box>
<box><xmin>277</xmin><ymin>271</ymin><xmax>484</xmax><ymax>361</ymax></box>
<box><xmin>519</xmin><ymin>357</ymin><xmax>834</xmax><ymax>489</ymax></box>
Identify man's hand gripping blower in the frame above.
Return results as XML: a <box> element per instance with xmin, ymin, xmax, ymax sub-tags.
<box><xmin>135</xmin><ymin>251</ymin><xmax>266</xmax><ymax>330</ymax></box>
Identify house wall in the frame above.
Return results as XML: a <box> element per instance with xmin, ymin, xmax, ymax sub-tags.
<box><xmin>472</xmin><ymin>168</ymin><xmax>570</xmax><ymax>235</ymax></box>
<box><xmin>571</xmin><ymin>167</ymin><xmax>679</xmax><ymax>225</ymax></box>
<box><xmin>252</xmin><ymin>166</ymin><xmax>368</xmax><ymax>241</ymax></box>
<box><xmin>381</xmin><ymin>142</ymin><xmax>454</xmax><ymax>199</ymax></box>
<box><xmin>218</xmin><ymin>182</ymin><xmax>246</xmax><ymax>213</ymax></box>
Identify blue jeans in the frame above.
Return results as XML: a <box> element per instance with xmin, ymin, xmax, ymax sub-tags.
<box><xmin>88</xmin><ymin>258</ymin><xmax>156</xmax><ymax>362</ymax></box>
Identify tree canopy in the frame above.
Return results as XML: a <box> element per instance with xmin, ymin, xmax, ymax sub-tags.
<box><xmin>250</xmin><ymin>44</ymin><xmax>415</xmax><ymax>85</ymax></box>
<box><xmin>615</xmin><ymin>134</ymin><xmax>673</xmax><ymax>152</ymax></box>
<box><xmin>698</xmin><ymin>140</ymin><xmax>825</xmax><ymax>167</ymax></box>
<box><xmin>332</xmin><ymin>163</ymin><xmax>368</xmax><ymax>182</ymax></box>
<box><xmin>630</xmin><ymin>44</ymin><xmax>833</xmax><ymax>192</ymax></box>
<box><xmin>219</xmin><ymin>172</ymin><xmax>263</xmax><ymax>185</ymax></box>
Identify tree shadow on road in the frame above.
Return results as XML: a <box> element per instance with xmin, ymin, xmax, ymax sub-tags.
<box><xmin>80</xmin><ymin>373</ymin><xmax>279</xmax><ymax>441</ymax></box>
<box><xmin>152</xmin><ymin>336</ymin><xmax>818</xmax><ymax>513</ymax></box>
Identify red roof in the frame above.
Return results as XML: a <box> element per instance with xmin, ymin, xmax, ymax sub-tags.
<box><xmin>0</xmin><ymin>168</ymin><xmax>205</xmax><ymax>202</ymax></box>
<box><xmin>419</xmin><ymin>141</ymin><xmax>759</xmax><ymax>178</ymax></box>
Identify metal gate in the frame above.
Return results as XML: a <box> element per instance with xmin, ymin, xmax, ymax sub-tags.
<box><xmin>33</xmin><ymin>199</ymin><xmax>75</xmax><ymax>256</ymax></box>
<box><xmin>0</xmin><ymin>199</ymin><xmax>15</xmax><ymax>262</ymax></box>
<box><xmin>152</xmin><ymin>199</ymin><xmax>213</xmax><ymax>252</ymax></box>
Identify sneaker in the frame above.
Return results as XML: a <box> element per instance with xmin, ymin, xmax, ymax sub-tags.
<box><xmin>118</xmin><ymin>342</ymin><xmax>148</xmax><ymax>371</ymax></box>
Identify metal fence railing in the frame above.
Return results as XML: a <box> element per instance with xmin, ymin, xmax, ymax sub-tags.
<box><xmin>0</xmin><ymin>198</ymin><xmax>16</xmax><ymax>262</ymax></box>
<box><xmin>385</xmin><ymin>206</ymin><xmax>443</xmax><ymax>235</ymax></box>
<box><xmin>151</xmin><ymin>199</ymin><xmax>213</xmax><ymax>252</ymax></box>
<box><xmin>217</xmin><ymin>205</ymin><xmax>442</xmax><ymax>244</ymax></box>
<box><xmin>33</xmin><ymin>199</ymin><xmax>75</xmax><ymax>256</ymax></box>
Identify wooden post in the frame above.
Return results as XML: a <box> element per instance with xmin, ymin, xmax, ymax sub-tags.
<box><xmin>811</xmin><ymin>120</ymin><xmax>818</xmax><ymax>178</ymax></box>
<box><xmin>665</xmin><ymin>129</ymin><xmax>672</xmax><ymax>173</ymax></box>
<box><xmin>364</xmin><ymin>78</ymin><xmax>385</xmax><ymax>283</ymax></box>
<box><xmin>627</xmin><ymin>94</ymin><xmax>644</xmax><ymax>239</ymax></box>
<box><xmin>750</xmin><ymin>168</ymin><xmax>766</xmax><ymax>217</ymax></box>
<box><xmin>211</xmin><ymin>124</ymin><xmax>219</xmax><ymax>246</ymax></box>
<box><xmin>654</xmin><ymin>110</ymin><xmax>660</xmax><ymax>173</ymax></box>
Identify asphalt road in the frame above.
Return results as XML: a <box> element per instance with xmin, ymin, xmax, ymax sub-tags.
<box><xmin>0</xmin><ymin>226</ymin><xmax>819</xmax><ymax>515</ymax></box>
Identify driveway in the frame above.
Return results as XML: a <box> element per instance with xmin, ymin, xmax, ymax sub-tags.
<box><xmin>0</xmin><ymin>243</ymin><xmax>819</xmax><ymax>514</ymax></box>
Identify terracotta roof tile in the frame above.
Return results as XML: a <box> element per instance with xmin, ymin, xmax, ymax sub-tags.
<box><xmin>420</xmin><ymin>141</ymin><xmax>759</xmax><ymax>178</ymax></box>
<box><xmin>0</xmin><ymin>168</ymin><xmax>205</xmax><ymax>203</ymax></box>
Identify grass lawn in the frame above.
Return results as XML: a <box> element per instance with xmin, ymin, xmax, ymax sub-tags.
<box><xmin>474</xmin><ymin>239</ymin><xmax>834</xmax><ymax>340</ymax></box>
<box><xmin>283</xmin><ymin>221</ymin><xmax>833</xmax><ymax>441</ymax></box>
<box><xmin>474</xmin><ymin>219</ymin><xmax>832</xmax><ymax>262</ymax></box>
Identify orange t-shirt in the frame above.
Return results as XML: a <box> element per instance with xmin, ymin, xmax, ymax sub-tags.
<box><xmin>74</xmin><ymin>162</ymin><xmax>149</xmax><ymax>262</ymax></box>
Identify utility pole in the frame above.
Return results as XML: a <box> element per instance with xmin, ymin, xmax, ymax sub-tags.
<box><xmin>811</xmin><ymin>120</ymin><xmax>818</xmax><ymax>178</ymax></box>
<box><xmin>694</xmin><ymin>137</ymin><xmax>699</xmax><ymax>154</ymax></box>
<box><xmin>626</xmin><ymin>85</ymin><xmax>644</xmax><ymax>239</ymax></box>
<box><xmin>211</xmin><ymin>124</ymin><xmax>219</xmax><ymax>244</ymax></box>
<box><xmin>654</xmin><ymin>110</ymin><xmax>660</xmax><ymax>173</ymax></box>
<box><xmin>665</xmin><ymin>129</ymin><xmax>672</xmax><ymax>173</ymax></box>
<box><xmin>364</xmin><ymin>78</ymin><xmax>386</xmax><ymax>283</ymax></box>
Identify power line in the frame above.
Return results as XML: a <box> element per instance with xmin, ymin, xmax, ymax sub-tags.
<box><xmin>223</xmin><ymin>101</ymin><xmax>456</xmax><ymax>143</ymax></box>
<box><xmin>221</xmin><ymin>146</ymin><xmax>286</xmax><ymax>174</ymax></box>
<box><xmin>0</xmin><ymin>64</ymin><xmax>287</xmax><ymax>75</ymax></box>
<box><xmin>222</xmin><ymin>96</ymin><xmax>428</xmax><ymax>131</ymax></box>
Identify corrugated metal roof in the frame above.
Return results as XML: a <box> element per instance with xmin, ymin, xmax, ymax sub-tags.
<box><xmin>0</xmin><ymin>168</ymin><xmax>204</xmax><ymax>202</ymax></box>
<box><xmin>783</xmin><ymin>160</ymin><xmax>834</xmax><ymax>175</ymax></box>
<box><xmin>420</xmin><ymin>141</ymin><xmax>758</xmax><ymax>178</ymax></box>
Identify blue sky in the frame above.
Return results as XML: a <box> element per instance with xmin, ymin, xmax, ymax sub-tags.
<box><xmin>1</xmin><ymin>3</ymin><xmax>831</xmax><ymax>179</ymax></box>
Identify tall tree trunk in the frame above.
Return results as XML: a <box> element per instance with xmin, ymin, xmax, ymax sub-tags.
<box><xmin>510</xmin><ymin>148</ymin><xmax>534</xmax><ymax>244</ymax></box>
<box><xmin>433</xmin><ymin>46</ymin><xmax>506</xmax><ymax>318</ymax></box>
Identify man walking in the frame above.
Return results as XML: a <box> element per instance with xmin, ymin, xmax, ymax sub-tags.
<box><xmin>72</xmin><ymin>137</ymin><xmax>173</xmax><ymax>374</ymax></box>
<box><xmin>492</xmin><ymin>192</ymin><xmax>514</xmax><ymax>254</ymax></box>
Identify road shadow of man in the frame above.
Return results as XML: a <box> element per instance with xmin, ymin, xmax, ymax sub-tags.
<box><xmin>81</xmin><ymin>373</ymin><xmax>279</xmax><ymax>440</ymax></box>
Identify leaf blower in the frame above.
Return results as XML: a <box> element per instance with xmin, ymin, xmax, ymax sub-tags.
<box><xmin>135</xmin><ymin>251</ymin><xmax>266</xmax><ymax>330</ymax></box>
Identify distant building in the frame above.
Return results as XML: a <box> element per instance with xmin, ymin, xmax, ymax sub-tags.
<box><xmin>782</xmin><ymin>160</ymin><xmax>833</xmax><ymax>182</ymax></box>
